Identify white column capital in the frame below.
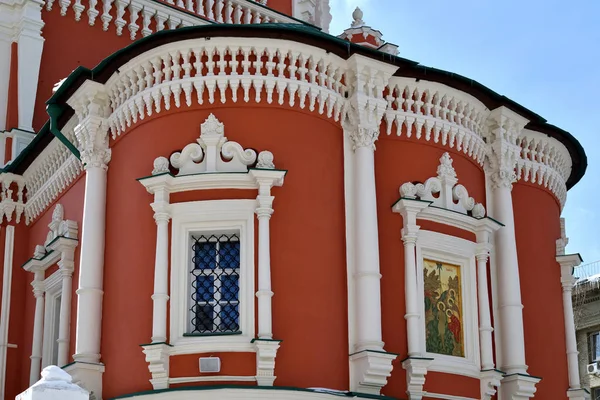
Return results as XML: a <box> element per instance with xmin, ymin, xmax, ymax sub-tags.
<box><xmin>68</xmin><ymin>81</ymin><xmax>112</xmax><ymax>170</ymax></box>
<box><xmin>485</xmin><ymin>107</ymin><xmax>529</xmax><ymax>190</ymax></box>
<box><xmin>346</xmin><ymin>126</ymin><xmax>379</xmax><ymax>151</ymax></box>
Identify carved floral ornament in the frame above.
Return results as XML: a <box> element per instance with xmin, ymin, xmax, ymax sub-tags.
<box><xmin>152</xmin><ymin>114</ymin><xmax>276</xmax><ymax>176</ymax></box>
<box><xmin>400</xmin><ymin>152</ymin><xmax>486</xmax><ymax>219</ymax></box>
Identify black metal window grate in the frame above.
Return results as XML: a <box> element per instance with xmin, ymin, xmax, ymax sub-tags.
<box><xmin>189</xmin><ymin>233</ymin><xmax>240</xmax><ymax>335</ymax></box>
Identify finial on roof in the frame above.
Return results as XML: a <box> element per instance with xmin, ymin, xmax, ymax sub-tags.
<box><xmin>351</xmin><ymin>7</ymin><xmax>365</xmax><ymax>27</ymax></box>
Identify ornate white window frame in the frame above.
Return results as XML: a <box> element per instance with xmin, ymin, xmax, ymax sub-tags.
<box><xmin>138</xmin><ymin>114</ymin><xmax>286</xmax><ymax>390</ymax></box>
<box><xmin>392</xmin><ymin>153</ymin><xmax>503</xmax><ymax>400</ymax></box>
<box><xmin>22</xmin><ymin>204</ymin><xmax>78</xmax><ymax>384</ymax></box>
<box><xmin>170</xmin><ymin>199</ymin><xmax>256</xmax><ymax>352</ymax></box>
<box><xmin>415</xmin><ymin>230</ymin><xmax>479</xmax><ymax>377</ymax></box>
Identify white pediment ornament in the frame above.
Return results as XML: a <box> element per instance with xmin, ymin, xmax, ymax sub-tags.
<box><xmin>400</xmin><ymin>152</ymin><xmax>486</xmax><ymax>218</ymax></box>
<box><xmin>157</xmin><ymin>114</ymin><xmax>275</xmax><ymax>176</ymax></box>
<box><xmin>45</xmin><ymin>204</ymin><xmax>78</xmax><ymax>246</ymax></box>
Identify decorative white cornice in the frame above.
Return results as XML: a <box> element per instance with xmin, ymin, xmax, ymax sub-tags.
<box><xmin>169</xmin><ymin>114</ymin><xmax>265</xmax><ymax>175</ymax></box>
<box><xmin>140</xmin><ymin>113</ymin><xmax>285</xmax><ymax>195</ymax></box>
<box><xmin>23</xmin><ymin>203</ymin><xmax>78</xmax><ymax>273</ymax></box>
<box><xmin>400</xmin><ymin>152</ymin><xmax>486</xmax><ymax>218</ymax></box>
<box><xmin>43</xmin><ymin>0</ymin><xmax>299</xmax><ymax>41</ymax></box>
<box><xmin>0</xmin><ymin>172</ymin><xmax>25</xmax><ymax>224</ymax></box>
<box><xmin>23</xmin><ymin>118</ymin><xmax>83</xmax><ymax>224</ymax></box>
<box><xmin>384</xmin><ymin>77</ymin><xmax>489</xmax><ymax>165</ymax></box>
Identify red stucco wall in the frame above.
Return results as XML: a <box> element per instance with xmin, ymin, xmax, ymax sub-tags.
<box><xmin>102</xmin><ymin>104</ymin><xmax>348</xmax><ymax>398</ymax></box>
<box><xmin>513</xmin><ymin>182</ymin><xmax>568</xmax><ymax>398</ymax></box>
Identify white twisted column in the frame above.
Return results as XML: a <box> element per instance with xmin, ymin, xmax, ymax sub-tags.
<box><xmin>256</xmin><ymin>184</ymin><xmax>274</xmax><ymax>339</ymax></box>
<box><xmin>151</xmin><ymin>189</ymin><xmax>171</xmax><ymax>343</ymax></box>
<box><xmin>29</xmin><ymin>271</ymin><xmax>45</xmax><ymax>384</ymax></box>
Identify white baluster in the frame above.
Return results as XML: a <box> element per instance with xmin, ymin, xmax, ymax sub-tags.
<box><xmin>185</xmin><ymin>0</ymin><xmax>193</xmax><ymax>12</ymax></box>
<box><xmin>87</xmin><ymin>0</ymin><xmax>99</xmax><ymax>25</ymax></box>
<box><xmin>233</xmin><ymin>4</ymin><xmax>242</xmax><ymax>23</ymax></box>
<box><xmin>224</xmin><ymin>0</ymin><xmax>232</xmax><ymax>22</ymax></box>
<box><xmin>215</xmin><ymin>0</ymin><xmax>223</xmax><ymax>22</ymax></box>
<box><xmin>141</xmin><ymin>7</ymin><xmax>154</xmax><ymax>37</ymax></box>
<box><xmin>101</xmin><ymin>0</ymin><xmax>113</xmax><ymax>31</ymax></box>
<box><xmin>155</xmin><ymin>11</ymin><xmax>167</xmax><ymax>31</ymax></box>
<box><xmin>206</xmin><ymin>0</ymin><xmax>214</xmax><ymax>19</ymax></box>
<box><xmin>196</xmin><ymin>0</ymin><xmax>205</xmax><ymax>16</ymax></box>
<box><xmin>128</xmin><ymin>2</ymin><xmax>142</xmax><ymax>40</ymax></box>
<box><xmin>114</xmin><ymin>0</ymin><xmax>127</xmax><ymax>36</ymax></box>
<box><xmin>72</xmin><ymin>0</ymin><xmax>85</xmax><ymax>21</ymax></box>
<box><xmin>59</xmin><ymin>0</ymin><xmax>71</xmax><ymax>16</ymax></box>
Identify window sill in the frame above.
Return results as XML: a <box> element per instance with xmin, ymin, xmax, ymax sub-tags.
<box><xmin>183</xmin><ymin>331</ymin><xmax>242</xmax><ymax>337</ymax></box>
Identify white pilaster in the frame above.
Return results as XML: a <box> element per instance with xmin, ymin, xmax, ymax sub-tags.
<box><xmin>16</xmin><ymin>0</ymin><xmax>44</xmax><ymax>132</ymax></box>
<box><xmin>67</xmin><ymin>81</ymin><xmax>111</xmax><ymax>400</ymax></box>
<box><xmin>151</xmin><ymin>188</ymin><xmax>170</xmax><ymax>343</ymax></box>
<box><xmin>486</xmin><ymin>107</ymin><xmax>540</xmax><ymax>399</ymax></box>
<box><xmin>29</xmin><ymin>270</ymin><xmax>45</xmax><ymax>385</ymax></box>
<box><xmin>0</xmin><ymin>225</ymin><xmax>14</xmax><ymax>399</ymax></box>
<box><xmin>344</xmin><ymin>54</ymin><xmax>398</xmax><ymax>395</ymax></box>
<box><xmin>0</xmin><ymin>28</ymin><xmax>11</xmax><ymax>132</ymax></box>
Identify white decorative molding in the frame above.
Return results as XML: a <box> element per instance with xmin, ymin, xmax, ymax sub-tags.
<box><xmin>0</xmin><ymin>172</ymin><xmax>25</xmax><ymax>224</ymax></box>
<box><xmin>23</xmin><ymin>204</ymin><xmax>78</xmax><ymax>384</ymax></box>
<box><xmin>293</xmin><ymin>0</ymin><xmax>331</xmax><ymax>32</ymax></box>
<box><xmin>24</xmin><ymin>119</ymin><xmax>84</xmax><ymax>224</ymax></box>
<box><xmin>141</xmin><ymin>343</ymin><xmax>171</xmax><ymax>390</ymax></box>
<box><xmin>516</xmin><ymin>129</ymin><xmax>570</xmax><ymax>207</ymax></box>
<box><xmin>349</xmin><ymin>350</ymin><xmax>396</xmax><ymax>395</ymax></box>
<box><xmin>337</xmin><ymin>7</ymin><xmax>384</xmax><ymax>49</ymax></box>
<box><xmin>253</xmin><ymin>339</ymin><xmax>281</xmax><ymax>386</ymax></box>
<box><xmin>384</xmin><ymin>77</ymin><xmax>489</xmax><ymax>165</ymax></box>
<box><xmin>43</xmin><ymin>0</ymin><xmax>299</xmax><ymax>41</ymax></box>
<box><xmin>402</xmin><ymin>357</ymin><xmax>432</xmax><ymax>400</ymax></box>
<box><xmin>170</xmin><ymin>114</ymin><xmax>262</xmax><ymax>175</ymax></box>
<box><xmin>500</xmin><ymin>374</ymin><xmax>541</xmax><ymax>399</ymax></box>
<box><xmin>103</xmin><ymin>37</ymin><xmax>349</xmax><ymax>139</ymax></box>
<box><xmin>400</xmin><ymin>152</ymin><xmax>485</xmax><ymax>218</ymax></box>
<box><xmin>480</xmin><ymin>369</ymin><xmax>504</xmax><ymax>400</ymax></box>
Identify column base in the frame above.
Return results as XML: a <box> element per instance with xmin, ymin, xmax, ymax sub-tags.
<box><xmin>402</xmin><ymin>357</ymin><xmax>433</xmax><ymax>400</ymax></box>
<box><xmin>141</xmin><ymin>343</ymin><xmax>172</xmax><ymax>390</ymax></box>
<box><xmin>481</xmin><ymin>369</ymin><xmax>504</xmax><ymax>400</ymax></box>
<box><xmin>499</xmin><ymin>373</ymin><xmax>541</xmax><ymax>400</ymax></box>
<box><xmin>63</xmin><ymin>361</ymin><xmax>105</xmax><ymax>400</ymax></box>
<box><xmin>252</xmin><ymin>339</ymin><xmax>281</xmax><ymax>386</ymax></box>
<box><xmin>349</xmin><ymin>350</ymin><xmax>397</xmax><ymax>395</ymax></box>
<box><xmin>567</xmin><ymin>388</ymin><xmax>590</xmax><ymax>400</ymax></box>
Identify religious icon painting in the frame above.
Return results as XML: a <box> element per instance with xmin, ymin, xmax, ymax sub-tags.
<box><xmin>423</xmin><ymin>258</ymin><xmax>465</xmax><ymax>357</ymax></box>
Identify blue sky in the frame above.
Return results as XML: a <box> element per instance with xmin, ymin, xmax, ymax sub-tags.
<box><xmin>328</xmin><ymin>0</ymin><xmax>600</xmax><ymax>263</ymax></box>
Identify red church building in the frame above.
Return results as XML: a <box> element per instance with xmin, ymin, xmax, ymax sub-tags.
<box><xmin>0</xmin><ymin>0</ymin><xmax>590</xmax><ymax>399</ymax></box>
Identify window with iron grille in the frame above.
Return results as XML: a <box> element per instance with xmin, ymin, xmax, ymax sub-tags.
<box><xmin>188</xmin><ymin>233</ymin><xmax>241</xmax><ymax>335</ymax></box>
